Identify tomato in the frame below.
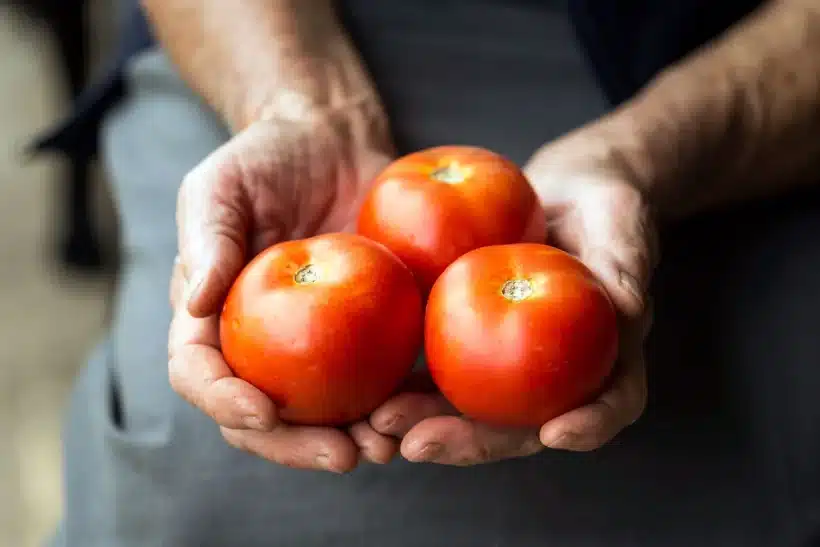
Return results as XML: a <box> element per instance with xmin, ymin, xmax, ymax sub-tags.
<box><xmin>220</xmin><ymin>233</ymin><xmax>423</xmax><ymax>426</ymax></box>
<box><xmin>357</xmin><ymin>146</ymin><xmax>545</xmax><ymax>293</ymax></box>
<box><xmin>425</xmin><ymin>243</ymin><xmax>618</xmax><ymax>428</ymax></box>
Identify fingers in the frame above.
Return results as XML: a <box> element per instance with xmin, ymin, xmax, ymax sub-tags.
<box><xmin>539</xmin><ymin>336</ymin><xmax>648</xmax><ymax>452</ymax></box>
<box><xmin>563</xmin><ymin>194</ymin><xmax>652</xmax><ymax>452</ymax></box>
<box><xmin>400</xmin><ymin>416</ymin><xmax>543</xmax><ymax>466</ymax></box>
<box><xmin>370</xmin><ymin>382</ymin><xmax>542</xmax><ymax>466</ymax></box>
<box><xmin>169</xmin><ymin>291</ymin><xmax>374</xmax><ymax>471</ymax></box>
<box><xmin>370</xmin><ymin>392</ymin><xmax>458</xmax><ymax>437</ymax></box>
<box><xmin>169</xmin><ymin>310</ymin><xmax>278</xmax><ymax>431</ymax></box>
<box><xmin>369</xmin><ymin>352</ymin><xmax>646</xmax><ymax>462</ymax></box>
<box><xmin>370</xmin><ymin>383</ymin><xmax>543</xmax><ymax>465</ymax></box>
<box><xmin>169</xmin><ymin>343</ymin><xmax>277</xmax><ymax>431</ymax></box>
<box><xmin>349</xmin><ymin>421</ymin><xmax>398</xmax><ymax>464</ymax></box>
<box><xmin>221</xmin><ymin>425</ymin><xmax>359</xmax><ymax>473</ymax></box>
<box><xmin>169</xmin><ymin>258</ymin><xmax>278</xmax><ymax>431</ymax></box>
<box><xmin>559</xmin><ymin>185</ymin><xmax>652</xmax><ymax>451</ymax></box>
<box><xmin>583</xmin><ymin>244</ymin><xmax>650</xmax><ymax>321</ymax></box>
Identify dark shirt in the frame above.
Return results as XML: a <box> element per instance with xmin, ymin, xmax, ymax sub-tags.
<box><xmin>31</xmin><ymin>0</ymin><xmax>763</xmax><ymax>158</ymax></box>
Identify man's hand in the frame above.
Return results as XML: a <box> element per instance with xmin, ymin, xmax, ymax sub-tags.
<box><xmin>369</xmin><ymin>125</ymin><xmax>658</xmax><ymax>464</ymax></box>
<box><xmin>168</xmin><ymin>98</ymin><xmax>401</xmax><ymax>473</ymax></box>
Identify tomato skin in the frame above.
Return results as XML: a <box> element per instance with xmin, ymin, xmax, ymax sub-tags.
<box><xmin>357</xmin><ymin>146</ymin><xmax>545</xmax><ymax>293</ymax></box>
<box><xmin>425</xmin><ymin>243</ymin><xmax>618</xmax><ymax>428</ymax></box>
<box><xmin>220</xmin><ymin>233</ymin><xmax>423</xmax><ymax>426</ymax></box>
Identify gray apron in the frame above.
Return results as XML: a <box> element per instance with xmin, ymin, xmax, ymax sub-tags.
<box><xmin>54</xmin><ymin>2</ymin><xmax>820</xmax><ymax>546</ymax></box>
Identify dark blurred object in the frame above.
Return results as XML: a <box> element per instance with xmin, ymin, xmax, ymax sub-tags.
<box><xmin>8</xmin><ymin>0</ymin><xmax>103</xmax><ymax>272</ymax></box>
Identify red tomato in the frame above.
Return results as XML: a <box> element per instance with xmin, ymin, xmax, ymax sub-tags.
<box><xmin>425</xmin><ymin>243</ymin><xmax>618</xmax><ymax>427</ymax></box>
<box><xmin>220</xmin><ymin>233</ymin><xmax>423</xmax><ymax>426</ymax></box>
<box><xmin>357</xmin><ymin>146</ymin><xmax>545</xmax><ymax>293</ymax></box>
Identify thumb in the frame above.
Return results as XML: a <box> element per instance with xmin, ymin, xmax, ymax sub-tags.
<box><xmin>177</xmin><ymin>148</ymin><xmax>250</xmax><ymax>319</ymax></box>
<box><xmin>579</xmin><ymin>211</ymin><xmax>655</xmax><ymax>321</ymax></box>
<box><xmin>582</xmin><ymin>246</ymin><xmax>647</xmax><ymax>321</ymax></box>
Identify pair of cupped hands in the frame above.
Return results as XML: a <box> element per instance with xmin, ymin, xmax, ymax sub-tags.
<box><xmin>169</xmin><ymin>97</ymin><xmax>658</xmax><ymax>473</ymax></box>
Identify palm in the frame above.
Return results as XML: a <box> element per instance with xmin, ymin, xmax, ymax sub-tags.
<box><xmin>367</xmin><ymin>137</ymin><xmax>658</xmax><ymax>463</ymax></box>
<box><xmin>199</xmin><ymin>117</ymin><xmax>391</xmax><ymax>249</ymax></box>
<box><xmin>544</xmin><ymin>176</ymin><xmax>655</xmax><ymax>291</ymax></box>
<box><xmin>170</xmin><ymin>111</ymin><xmax>400</xmax><ymax>473</ymax></box>
<box><xmin>524</xmin><ymin>137</ymin><xmax>657</xmax><ymax>321</ymax></box>
<box><xmin>176</xmin><ymin>114</ymin><xmax>393</xmax><ymax>316</ymax></box>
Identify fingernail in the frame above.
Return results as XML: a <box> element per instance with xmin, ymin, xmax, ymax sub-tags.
<box><xmin>243</xmin><ymin>415</ymin><xmax>268</xmax><ymax>431</ymax></box>
<box><xmin>414</xmin><ymin>442</ymin><xmax>444</xmax><ymax>462</ymax></box>
<box><xmin>316</xmin><ymin>452</ymin><xmax>342</xmax><ymax>473</ymax></box>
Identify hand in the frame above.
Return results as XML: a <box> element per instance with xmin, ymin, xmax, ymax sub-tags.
<box><xmin>370</xmin><ymin>124</ymin><xmax>659</xmax><ymax>465</ymax></box>
<box><xmin>168</xmin><ymin>97</ymin><xmax>400</xmax><ymax>473</ymax></box>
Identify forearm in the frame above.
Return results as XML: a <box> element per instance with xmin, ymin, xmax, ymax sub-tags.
<box><xmin>612</xmin><ymin>0</ymin><xmax>820</xmax><ymax>220</ymax></box>
<box><xmin>140</xmin><ymin>0</ymin><xmax>377</xmax><ymax>130</ymax></box>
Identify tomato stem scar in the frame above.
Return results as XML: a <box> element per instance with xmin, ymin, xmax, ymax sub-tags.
<box><xmin>501</xmin><ymin>279</ymin><xmax>533</xmax><ymax>302</ymax></box>
<box><xmin>294</xmin><ymin>264</ymin><xmax>319</xmax><ymax>284</ymax></box>
<box><xmin>431</xmin><ymin>161</ymin><xmax>469</xmax><ymax>184</ymax></box>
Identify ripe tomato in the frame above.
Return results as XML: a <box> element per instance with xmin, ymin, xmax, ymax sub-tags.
<box><xmin>425</xmin><ymin>243</ymin><xmax>618</xmax><ymax>428</ymax></box>
<box><xmin>220</xmin><ymin>233</ymin><xmax>423</xmax><ymax>426</ymax></box>
<box><xmin>357</xmin><ymin>146</ymin><xmax>545</xmax><ymax>293</ymax></box>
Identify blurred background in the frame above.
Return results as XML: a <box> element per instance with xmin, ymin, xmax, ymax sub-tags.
<box><xmin>1</xmin><ymin>2</ymin><xmax>118</xmax><ymax>546</ymax></box>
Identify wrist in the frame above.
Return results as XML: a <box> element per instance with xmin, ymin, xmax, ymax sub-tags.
<box><xmin>569</xmin><ymin>109</ymin><xmax>676</xmax><ymax>224</ymax></box>
<box><xmin>232</xmin><ymin>21</ymin><xmax>381</xmax><ymax>131</ymax></box>
<box><xmin>143</xmin><ymin>0</ymin><xmax>372</xmax><ymax>131</ymax></box>
<box><xmin>597</xmin><ymin>68</ymin><xmax>732</xmax><ymax>223</ymax></box>
<box><xmin>598</xmin><ymin>0</ymin><xmax>806</xmax><ymax>221</ymax></box>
